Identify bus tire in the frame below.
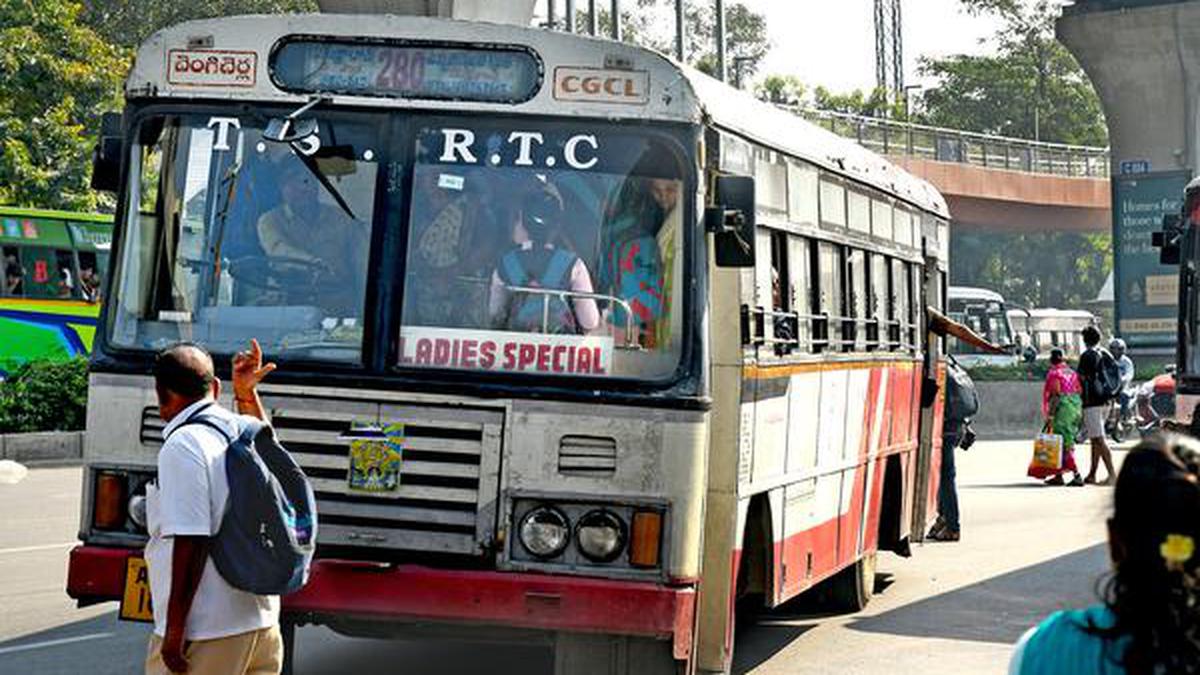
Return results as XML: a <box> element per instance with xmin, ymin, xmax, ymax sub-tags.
<box><xmin>826</xmin><ymin>551</ymin><xmax>876</xmax><ymax>613</ymax></box>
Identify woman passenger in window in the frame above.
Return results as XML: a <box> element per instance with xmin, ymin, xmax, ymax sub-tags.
<box><xmin>599</xmin><ymin>163</ymin><xmax>679</xmax><ymax>348</ymax></box>
<box><xmin>488</xmin><ymin>182</ymin><xmax>600</xmax><ymax>334</ymax></box>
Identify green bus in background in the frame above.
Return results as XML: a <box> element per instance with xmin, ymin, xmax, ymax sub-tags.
<box><xmin>1</xmin><ymin>206</ymin><xmax>113</xmax><ymax>375</ymax></box>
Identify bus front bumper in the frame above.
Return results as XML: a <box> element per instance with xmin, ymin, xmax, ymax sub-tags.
<box><xmin>66</xmin><ymin>547</ymin><xmax>696</xmax><ymax>659</ymax></box>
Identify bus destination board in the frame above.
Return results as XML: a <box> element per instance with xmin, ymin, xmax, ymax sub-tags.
<box><xmin>273</xmin><ymin>40</ymin><xmax>541</xmax><ymax>104</ymax></box>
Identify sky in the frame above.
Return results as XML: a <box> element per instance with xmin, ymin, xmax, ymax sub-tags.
<box><xmin>741</xmin><ymin>0</ymin><xmax>1002</xmax><ymax>92</ymax></box>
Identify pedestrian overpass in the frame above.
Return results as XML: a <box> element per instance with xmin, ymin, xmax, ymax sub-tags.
<box><xmin>798</xmin><ymin>110</ymin><xmax>1112</xmax><ymax>233</ymax></box>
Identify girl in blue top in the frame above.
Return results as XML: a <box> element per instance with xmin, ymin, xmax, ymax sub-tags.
<box><xmin>1011</xmin><ymin>434</ymin><xmax>1200</xmax><ymax>675</ymax></box>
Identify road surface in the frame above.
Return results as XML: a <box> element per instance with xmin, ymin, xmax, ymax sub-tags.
<box><xmin>0</xmin><ymin>439</ymin><xmax>1119</xmax><ymax>674</ymax></box>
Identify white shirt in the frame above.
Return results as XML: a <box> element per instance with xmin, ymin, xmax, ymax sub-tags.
<box><xmin>144</xmin><ymin>398</ymin><xmax>280</xmax><ymax>640</ymax></box>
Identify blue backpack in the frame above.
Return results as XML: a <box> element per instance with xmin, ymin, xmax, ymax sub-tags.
<box><xmin>173</xmin><ymin>410</ymin><xmax>317</xmax><ymax>595</ymax></box>
<box><xmin>498</xmin><ymin>248</ymin><xmax>579</xmax><ymax>334</ymax></box>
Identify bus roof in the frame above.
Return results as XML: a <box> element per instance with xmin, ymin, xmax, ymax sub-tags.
<box><xmin>949</xmin><ymin>286</ymin><xmax>1006</xmax><ymax>303</ymax></box>
<box><xmin>0</xmin><ymin>208</ymin><xmax>112</xmax><ymax>249</ymax></box>
<box><xmin>129</xmin><ymin>13</ymin><xmax>949</xmax><ymax>220</ymax></box>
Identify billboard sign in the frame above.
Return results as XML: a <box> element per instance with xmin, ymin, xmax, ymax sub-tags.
<box><xmin>1113</xmin><ymin>170</ymin><xmax>1190</xmax><ymax>349</ymax></box>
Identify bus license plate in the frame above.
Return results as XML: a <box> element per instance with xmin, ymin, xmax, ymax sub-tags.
<box><xmin>120</xmin><ymin>556</ymin><xmax>154</xmax><ymax>623</ymax></box>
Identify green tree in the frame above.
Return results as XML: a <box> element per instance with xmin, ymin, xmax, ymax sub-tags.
<box><xmin>812</xmin><ymin>86</ymin><xmax>906</xmax><ymax>119</ymax></box>
<box><xmin>755</xmin><ymin>74</ymin><xmax>806</xmax><ymax>106</ymax></box>
<box><xmin>917</xmin><ymin>0</ymin><xmax>1107</xmax><ymax>145</ymax></box>
<box><xmin>683</xmin><ymin>2</ymin><xmax>769</xmax><ymax>82</ymax></box>
<box><xmin>0</xmin><ymin>0</ymin><xmax>126</xmax><ymax>211</ymax></box>
<box><xmin>80</xmin><ymin>0</ymin><xmax>318</xmax><ymax>48</ymax></box>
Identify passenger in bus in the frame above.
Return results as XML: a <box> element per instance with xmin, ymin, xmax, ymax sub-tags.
<box><xmin>488</xmin><ymin>183</ymin><xmax>600</xmax><ymax>334</ymax></box>
<box><xmin>599</xmin><ymin>171</ymin><xmax>679</xmax><ymax>348</ymax></box>
<box><xmin>80</xmin><ymin>265</ymin><xmax>100</xmax><ymax>303</ymax></box>
<box><xmin>56</xmin><ymin>266</ymin><xmax>74</xmax><ymax>299</ymax></box>
<box><xmin>4</xmin><ymin>252</ymin><xmax>23</xmax><ymax>296</ymax></box>
<box><xmin>254</xmin><ymin>159</ymin><xmax>370</xmax><ymax>317</ymax></box>
<box><xmin>406</xmin><ymin>167</ymin><xmax>503</xmax><ymax>328</ymax></box>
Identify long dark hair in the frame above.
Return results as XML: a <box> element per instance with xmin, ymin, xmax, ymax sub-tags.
<box><xmin>1095</xmin><ymin>434</ymin><xmax>1200</xmax><ymax>674</ymax></box>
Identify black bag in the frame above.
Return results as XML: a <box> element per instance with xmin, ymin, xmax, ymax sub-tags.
<box><xmin>945</xmin><ymin>357</ymin><xmax>980</xmax><ymax>422</ymax></box>
<box><xmin>1089</xmin><ymin>348</ymin><xmax>1122</xmax><ymax>402</ymax></box>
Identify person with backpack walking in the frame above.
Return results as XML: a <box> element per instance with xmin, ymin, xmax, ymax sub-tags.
<box><xmin>1077</xmin><ymin>326</ymin><xmax>1119</xmax><ymax>486</ymax></box>
<box><xmin>144</xmin><ymin>340</ymin><xmax>285</xmax><ymax>674</ymax></box>
<box><xmin>1008</xmin><ymin>434</ymin><xmax>1200</xmax><ymax>674</ymax></box>
<box><xmin>488</xmin><ymin>182</ymin><xmax>600</xmax><ymax>334</ymax></box>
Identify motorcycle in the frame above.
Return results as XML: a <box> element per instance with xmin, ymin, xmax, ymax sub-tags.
<box><xmin>1106</xmin><ymin>385</ymin><xmax>1138</xmax><ymax>443</ymax></box>
<box><xmin>1136</xmin><ymin>366</ymin><xmax>1177</xmax><ymax>437</ymax></box>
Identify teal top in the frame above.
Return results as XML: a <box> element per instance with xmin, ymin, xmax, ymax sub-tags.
<box><xmin>1011</xmin><ymin>605</ymin><xmax>1127</xmax><ymax>675</ymax></box>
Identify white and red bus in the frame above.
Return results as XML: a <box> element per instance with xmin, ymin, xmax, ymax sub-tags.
<box><xmin>66</xmin><ymin>5</ymin><xmax>950</xmax><ymax>673</ymax></box>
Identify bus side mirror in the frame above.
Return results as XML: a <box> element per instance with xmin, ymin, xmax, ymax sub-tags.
<box><xmin>90</xmin><ymin>112</ymin><xmax>124</xmax><ymax>193</ymax></box>
<box><xmin>1155</xmin><ymin>213</ymin><xmax>1183</xmax><ymax>266</ymax></box>
<box><xmin>706</xmin><ymin>175</ymin><xmax>756</xmax><ymax>268</ymax></box>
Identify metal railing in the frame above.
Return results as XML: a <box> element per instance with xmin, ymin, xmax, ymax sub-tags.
<box><xmin>792</xmin><ymin>108</ymin><xmax>1111</xmax><ymax>178</ymax></box>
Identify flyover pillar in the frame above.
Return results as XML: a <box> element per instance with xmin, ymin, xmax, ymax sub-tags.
<box><xmin>1057</xmin><ymin>0</ymin><xmax>1200</xmax><ymax>352</ymax></box>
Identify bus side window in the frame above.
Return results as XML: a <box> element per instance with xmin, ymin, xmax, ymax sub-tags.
<box><xmin>55</xmin><ymin>250</ymin><xmax>77</xmax><ymax>299</ymax></box>
<box><xmin>769</xmin><ymin>230</ymin><xmax>797</xmax><ymax>354</ymax></box>
<box><xmin>892</xmin><ymin>258</ymin><xmax>909</xmax><ymax>351</ymax></box>
<box><xmin>77</xmin><ymin>251</ymin><xmax>102</xmax><ymax>303</ymax></box>
<box><xmin>22</xmin><ymin>247</ymin><xmax>63</xmax><ymax>300</ymax></box>
<box><xmin>869</xmin><ymin>252</ymin><xmax>888</xmax><ymax>350</ymax></box>
<box><xmin>3</xmin><ymin>245</ymin><xmax>23</xmax><ymax>297</ymax></box>
<box><xmin>845</xmin><ymin>247</ymin><xmax>866</xmax><ymax>352</ymax></box>
<box><xmin>789</xmin><ymin>235</ymin><xmax>811</xmax><ymax>353</ymax></box>
<box><xmin>815</xmin><ymin>241</ymin><xmax>841</xmax><ymax>353</ymax></box>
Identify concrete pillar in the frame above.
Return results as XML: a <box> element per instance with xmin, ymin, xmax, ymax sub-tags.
<box><xmin>1057</xmin><ymin>2</ymin><xmax>1200</xmax><ymax>174</ymax></box>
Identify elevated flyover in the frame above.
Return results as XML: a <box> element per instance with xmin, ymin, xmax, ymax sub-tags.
<box><xmin>798</xmin><ymin>110</ymin><xmax>1112</xmax><ymax>233</ymax></box>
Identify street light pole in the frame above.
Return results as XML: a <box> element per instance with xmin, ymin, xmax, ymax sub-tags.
<box><xmin>612</xmin><ymin>0</ymin><xmax>621</xmax><ymax>40</ymax></box>
<box><xmin>675</xmin><ymin>0</ymin><xmax>686</xmax><ymax>62</ymax></box>
<box><xmin>715</xmin><ymin>0</ymin><xmax>726</xmax><ymax>82</ymax></box>
<box><xmin>588</xmin><ymin>0</ymin><xmax>597</xmax><ymax>35</ymax></box>
<box><xmin>566</xmin><ymin>0</ymin><xmax>576</xmax><ymax>32</ymax></box>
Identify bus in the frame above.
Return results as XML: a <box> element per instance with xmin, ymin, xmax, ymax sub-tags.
<box><xmin>1007</xmin><ymin>308</ymin><xmax>1098</xmax><ymax>360</ymax></box>
<box><xmin>1155</xmin><ymin>175</ymin><xmax>1200</xmax><ymax>429</ymax></box>
<box><xmin>0</xmin><ymin>206</ymin><xmax>112</xmax><ymax>374</ymax></box>
<box><xmin>64</xmin><ymin>7</ymin><xmax>952</xmax><ymax>674</ymax></box>
<box><xmin>947</xmin><ymin>286</ymin><xmax>1018</xmax><ymax>367</ymax></box>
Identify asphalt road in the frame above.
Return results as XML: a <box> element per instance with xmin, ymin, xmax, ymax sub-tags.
<box><xmin>0</xmin><ymin>439</ymin><xmax>1120</xmax><ymax>674</ymax></box>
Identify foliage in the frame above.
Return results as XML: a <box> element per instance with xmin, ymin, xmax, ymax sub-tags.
<box><xmin>916</xmin><ymin>0</ymin><xmax>1107</xmax><ymax>145</ymax></box>
<box><xmin>0</xmin><ymin>0</ymin><xmax>126</xmax><ymax>211</ymax></box>
<box><xmin>80</xmin><ymin>0</ymin><xmax>318</xmax><ymax>48</ymax></box>
<box><xmin>811</xmin><ymin>86</ymin><xmax>907</xmax><ymax>119</ymax></box>
<box><xmin>755</xmin><ymin>74</ymin><xmax>805</xmax><ymax>105</ymax></box>
<box><xmin>588</xmin><ymin>1</ymin><xmax>769</xmax><ymax>84</ymax></box>
<box><xmin>965</xmin><ymin>361</ymin><xmax>1053</xmax><ymax>381</ymax></box>
<box><xmin>0</xmin><ymin>357</ymin><xmax>89</xmax><ymax>433</ymax></box>
<box><xmin>950</xmin><ymin>231</ymin><xmax>1112</xmax><ymax>311</ymax></box>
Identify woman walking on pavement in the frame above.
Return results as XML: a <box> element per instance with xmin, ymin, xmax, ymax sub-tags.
<box><xmin>1042</xmin><ymin>348</ymin><xmax>1085</xmax><ymax>486</ymax></box>
<box><xmin>1009</xmin><ymin>434</ymin><xmax>1200</xmax><ymax>674</ymax></box>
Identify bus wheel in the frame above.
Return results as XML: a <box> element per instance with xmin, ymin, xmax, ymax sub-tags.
<box><xmin>826</xmin><ymin>551</ymin><xmax>876</xmax><ymax>613</ymax></box>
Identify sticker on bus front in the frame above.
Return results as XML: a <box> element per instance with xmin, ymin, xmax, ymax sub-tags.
<box><xmin>347</xmin><ymin>424</ymin><xmax>405</xmax><ymax>495</ymax></box>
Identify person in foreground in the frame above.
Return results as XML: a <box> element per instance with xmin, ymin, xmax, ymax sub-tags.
<box><xmin>145</xmin><ymin>340</ymin><xmax>279</xmax><ymax>674</ymax></box>
<box><xmin>1009</xmin><ymin>433</ymin><xmax>1200</xmax><ymax>674</ymax></box>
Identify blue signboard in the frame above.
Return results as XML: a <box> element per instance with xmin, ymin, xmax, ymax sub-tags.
<box><xmin>1113</xmin><ymin>170</ymin><xmax>1191</xmax><ymax>349</ymax></box>
<box><xmin>1119</xmin><ymin>159</ymin><xmax>1151</xmax><ymax>175</ymax></box>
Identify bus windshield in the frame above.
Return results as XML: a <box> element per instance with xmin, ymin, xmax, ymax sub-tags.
<box><xmin>107</xmin><ymin>110</ymin><xmax>687</xmax><ymax>379</ymax></box>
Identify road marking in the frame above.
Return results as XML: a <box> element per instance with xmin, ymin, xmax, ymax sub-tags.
<box><xmin>0</xmin><ymin>542</ymin><xmax>75</xmax><ymax>555</ymax></box>
<box><xmin>0</xmin><ymin>632</ymin><xmax>113</xmax><ymax>655</ymax></box>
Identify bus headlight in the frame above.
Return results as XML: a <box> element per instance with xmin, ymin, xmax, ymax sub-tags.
<box><xmin>519</xmin><ymin>506</ymin><xmax>570</xmax><ymax>559</ymax></box>
<box><xmin>128</xmin><ymin>494</ymin><xmax>147</xmax><ymax>528</ymax></box>
<box><xmin>575</xmin><ymin>510</ymin><xmax>626</xmax><ymax>562</ymax></box>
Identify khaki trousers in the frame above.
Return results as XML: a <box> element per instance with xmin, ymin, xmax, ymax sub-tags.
<box><xmin>146</xmin><ymin>625</ymin><xmax>283</xmax><ymax>675</ymax></box>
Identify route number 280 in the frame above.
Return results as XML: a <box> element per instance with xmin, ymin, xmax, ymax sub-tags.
<box><xmin>376</xmin><ymin>50</ymin><xmax>426</xmax><ymax>91</ymax></box>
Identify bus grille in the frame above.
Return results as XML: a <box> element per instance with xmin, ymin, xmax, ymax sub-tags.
<box><xmin>139</xmin><ymin>397</ymin><xmax>503</xmax><ymax>557</ymax></box>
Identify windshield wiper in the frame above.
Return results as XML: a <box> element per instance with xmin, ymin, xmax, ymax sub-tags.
<box><xmin>263</xmin><ymin>94</ymin><xmax>357</xmax><ymax>220</ymax></box>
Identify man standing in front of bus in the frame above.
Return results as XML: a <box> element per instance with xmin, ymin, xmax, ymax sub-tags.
<box><xmin>144</xmin><ymin>341</ymin><xmax>282</xmax><ymax>675</ymax></box>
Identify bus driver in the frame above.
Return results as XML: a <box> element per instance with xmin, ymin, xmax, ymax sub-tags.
<box><xmin>254</xmin><ymin>158</ymin><xmax>370</xmax><ymax>317</ymax></box>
